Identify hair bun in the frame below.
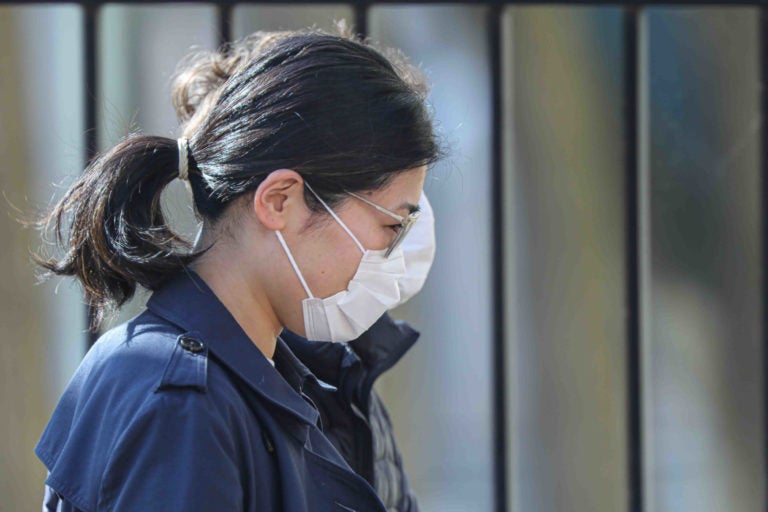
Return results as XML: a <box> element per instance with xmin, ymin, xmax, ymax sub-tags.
<box><xmin>171</xmin><ymin>30</ymin><xmax>293</xmax><ymax>123</ymax></box>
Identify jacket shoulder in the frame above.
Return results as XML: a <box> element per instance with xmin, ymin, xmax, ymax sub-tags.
<box><xmin>34</xmin><ymin>309</ymin><xmax>247</xmax><ymax>512</ymax></box>
<box><xmin>77</xmin><ymin>308</ymin><xmax>216</xmax><ymax>393</ymax></box>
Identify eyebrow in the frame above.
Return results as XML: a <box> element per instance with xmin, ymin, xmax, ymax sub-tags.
<box><xmin>397</xmin><ymin>202</ymin><xmax>420</xmax><ymax>215</ymax></box>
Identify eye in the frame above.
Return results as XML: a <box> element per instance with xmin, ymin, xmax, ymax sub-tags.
<box><xmin>387</xmin><ymin>223</ymin><xmax>403</xmax><ymax>233</ymax></box>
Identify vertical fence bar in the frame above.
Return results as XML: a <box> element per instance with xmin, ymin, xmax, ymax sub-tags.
<box><xmin>623</xmin><ymin>6</ymin><xmax>643</xmax><ymax>512</ymax></box>
<box><xmin>353</xmin><ymin>2</ymin><xmax>368</xmax><ymax>38</ymax></box>
<box><xmin>218</xmin><ymin>2</ymin><xmax>233</xmax><ymax>45</ymax></box>
<box><xmin>761</xmin><ymin>8</ymin><xmax>768</xmax><ymax>511</ymax></box>
<box><xmin>488</xmin><ymin>5</ymin><xmax>507</xmax><ymax>512</ymax></box>
<box><xmin>84</xmin><ymin>1</ymin><xmax>100</xmax><ymax>348</ymax></box>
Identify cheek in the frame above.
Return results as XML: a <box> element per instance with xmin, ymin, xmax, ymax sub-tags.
<box><xmin>318</xmin><ymin>251</ymin><xmax>360</xmax><ymax>296</ymax></box>
<box><xmin>302</xmin><ymin>230</ymin><xmax>364</xmax><ymax>298</ymax></box>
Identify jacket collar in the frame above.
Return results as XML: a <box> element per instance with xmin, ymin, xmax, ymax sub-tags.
<box><xmin>146</xmin><ymin>269</ymin><xmax>320</xmax><ymax>428</ymax></box>
<box><xmin>280</xmin><ymin>312</ymin><xmax>420</xmax><ymax>412</ymax></box>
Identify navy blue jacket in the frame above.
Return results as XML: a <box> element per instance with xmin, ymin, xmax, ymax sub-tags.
<box><xmin>35</xmin><ymin>270</ymin><xmax>420</xmax><ymax>511</ymax></box>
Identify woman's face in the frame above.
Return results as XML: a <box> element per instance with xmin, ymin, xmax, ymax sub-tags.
<box><xmin>274</xmin><ymin>166</ymin><xmax>427</xmax><ymax>336</ymax></box>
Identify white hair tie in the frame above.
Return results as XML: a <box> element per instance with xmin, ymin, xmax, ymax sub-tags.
<box><xmin>177</xmin><ymin>137</ymin><xmax>190</xmax><ymax>181</ymax></box>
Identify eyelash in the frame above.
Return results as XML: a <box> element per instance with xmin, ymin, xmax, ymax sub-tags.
<box><xmin>387</xmin><ymin>224</ymin><xmax>402</xmax><ymax>233</ymax></box>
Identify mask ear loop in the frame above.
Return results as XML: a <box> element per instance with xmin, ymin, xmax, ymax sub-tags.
<box><xmin>304</xmin><ymin>183</ymin><xmax>365</xmax><ymax>254</ymax></box>
<box><xmin>275</xmin><ymin>230</ymin><xmax>315</xmax><ymax>299</ymax></box>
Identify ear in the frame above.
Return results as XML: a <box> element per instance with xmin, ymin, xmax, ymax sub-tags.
<box><xmin>252</xmin><ymin>169</ymin><xmax>306</xmax><ymax>230</ymax></box>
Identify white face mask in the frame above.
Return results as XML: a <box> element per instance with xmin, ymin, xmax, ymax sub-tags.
<box><xmin>276</xmin><ymin>186</ymin><xmax>408</xmax><ymax>342</ymax></box>
<box><xmin>395</xmin><ymin>192</ymin><xmax>436</xmax><ymax>307</ymax></box>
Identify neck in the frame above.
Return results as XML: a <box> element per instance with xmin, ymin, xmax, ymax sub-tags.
<box><xmin>190</xmin><ymin>232</ymin><xmax>281</xmax><ymax>360</ymax></box>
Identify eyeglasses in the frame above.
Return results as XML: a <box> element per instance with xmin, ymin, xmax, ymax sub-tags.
<box><xmin>347</xmin><ymin>191</ymin><xmax>421</xmax><ymax>258</ymax></box>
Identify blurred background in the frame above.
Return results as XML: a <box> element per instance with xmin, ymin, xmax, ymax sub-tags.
<box><xmin>0</xmin><ymin>3</ymin><xmax>765</xmax><ymax>512</ymax></box>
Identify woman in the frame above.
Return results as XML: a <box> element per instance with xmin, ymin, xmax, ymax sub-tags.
<box><xmin>33</xmin><ymin>24</ymin><xmax>442</xmax><ymax>512</ymax></box>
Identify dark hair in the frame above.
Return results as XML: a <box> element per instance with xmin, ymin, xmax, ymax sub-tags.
<box><xmin>34</xmin><ymin>22</ymin><xmax>443</xmax><ymax>330</ymax></box>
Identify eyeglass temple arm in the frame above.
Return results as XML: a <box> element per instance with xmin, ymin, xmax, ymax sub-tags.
<box><xmin>346</xmin><ymin>192</ymin><xmax>406</xmax><ymax>223</ymax></box>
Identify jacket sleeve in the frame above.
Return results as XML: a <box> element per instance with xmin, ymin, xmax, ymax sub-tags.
<box><xmin>97</xmin><ymin>390</ymin><xmax>243</xmax><ymax>511</ymax></box>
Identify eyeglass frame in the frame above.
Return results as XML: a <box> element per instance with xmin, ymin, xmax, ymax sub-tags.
<box><xmin>346</xmin><ymin>191</ymin><xmax>421</xmax><ymax>258</ymax></box>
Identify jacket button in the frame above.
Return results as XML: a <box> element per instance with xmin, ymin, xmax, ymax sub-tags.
<box><xmin>179</xmin><ymin>336</ymin><xmax>205</xmax><ymax>353</ymax></box>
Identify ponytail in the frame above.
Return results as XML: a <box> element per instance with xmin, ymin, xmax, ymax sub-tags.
<box><xmin>35</xmin><ymin>134</ymin><xmax>194</xmax><ymax>330</ymax></box>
